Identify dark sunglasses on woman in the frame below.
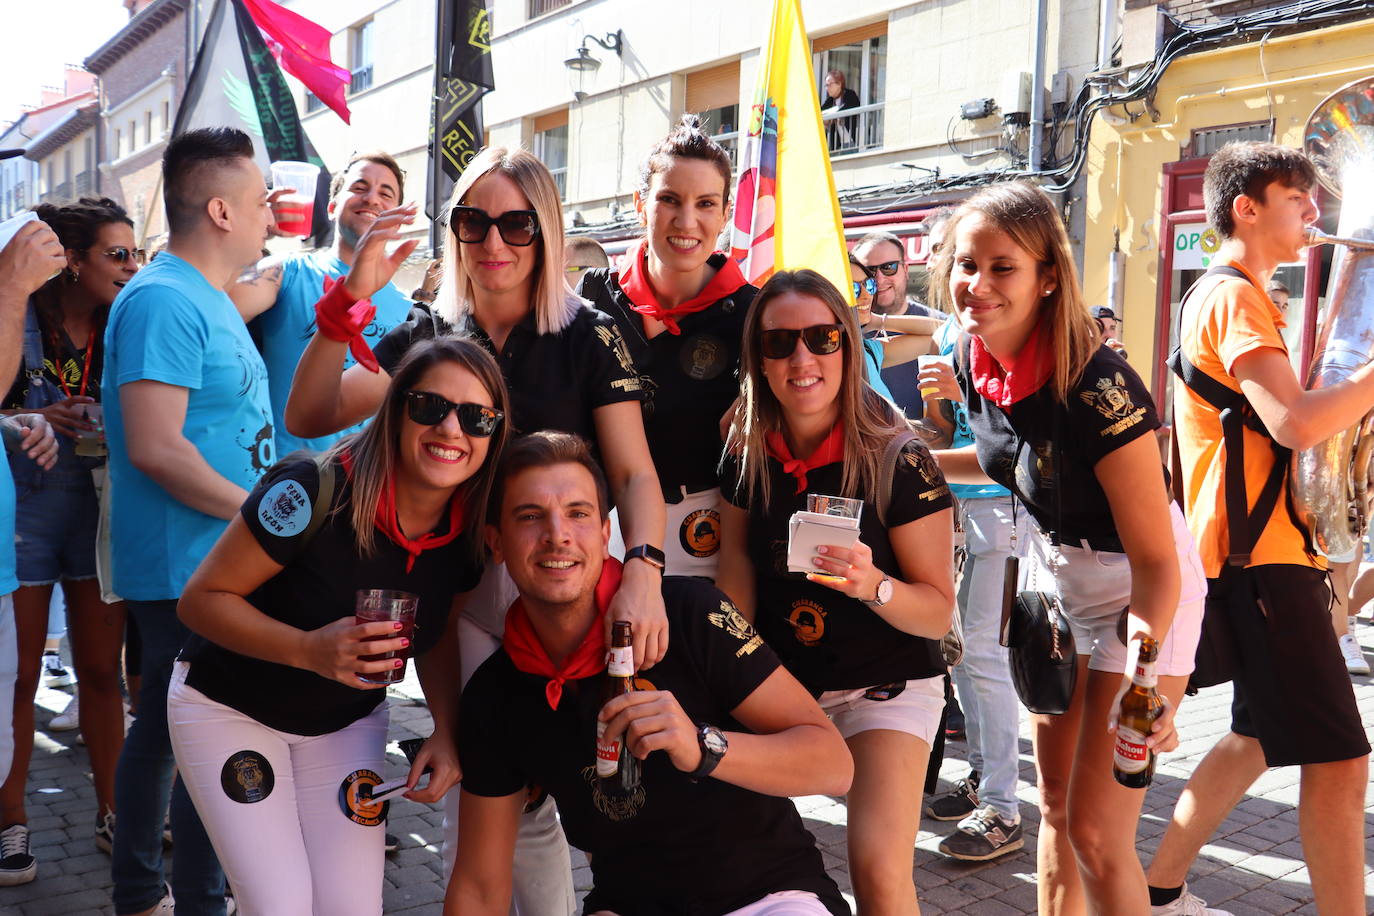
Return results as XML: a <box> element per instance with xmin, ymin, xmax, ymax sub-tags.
<box><xmin>867</xmin><ymin>259</ymin><xmax>902</xmax><ymax>277</ymax></box>
<box><xmin>404</xmin><ymin>390</ymin><xmax>504</xmax><ymax>437</ymax></box>
<box><xmin>450</xmin><ymin>206</ymin><xmax>541</xmax><ymax>247</ymax></box>
<box><xmin>852</xmin><ymin>277</ymin><xmax>877</xmax><ymax>298</ymax></box>
<box><xmin>102</xmin><ymin>247</ymin><xmax>147</xmax><ymax>266</ymax></box>
<box><xmin>759</xmin><ymin>324</ymin><xmax>845</xmax><ymax>360</ymax></box>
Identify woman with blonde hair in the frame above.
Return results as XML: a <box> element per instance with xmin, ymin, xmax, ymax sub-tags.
<box><xmin>284</xmin><ymin>147</ymin><xmax>666</xmax><ymax>913</ymax></box>
<box><xmin>716</xmin><ymin>269</ymin><xmax>955</xmax><ymax>914</ymax></box>
<box><xmin>927</xmin><ymin>181</ymin><xmax>1205</xmax><ymax>914</ymax></box>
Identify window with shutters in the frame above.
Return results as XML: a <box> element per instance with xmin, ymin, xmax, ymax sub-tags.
<box><xmin>687</xmin><ymin>61</ymin><xmax>742</xmax><ymax>170</ymax></box>
<box><xmin>814</xmin><ymin>22</ymin><xmax>887</xmax><ymax>156</ymax></box>
<box><xmin>350</xmin><ymin>20</ymin><xmax>374</xmax><ymax>94</ymax></box>
<box><xmin>534</xmin><ymin>109</ymin><xmax>569</xmax><ymax>200</ymax></box>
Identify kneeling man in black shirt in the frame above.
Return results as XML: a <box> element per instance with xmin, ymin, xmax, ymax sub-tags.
<box><xmin>447</xmin><ymin>431</ymin><xmax>854</xmax><ymax>916</ymax></box>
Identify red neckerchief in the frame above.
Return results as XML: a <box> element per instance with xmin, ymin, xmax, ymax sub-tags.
<box><xmin>503</xmin><ymin>558</ymin><xmax>624</xmax><ymax>710</ymax></box>
<box><xmin>969</xmin><ymin>323</ymin><xmax>1054</xmax><ymax>408</ymax></box>
<box><xmin>617</xmin><ymin>238</ymin><xmax>749</xmax><ymax>335</ymax></box>
<box><xmin>765</xmin><ymin>420</ymin><xmax>845</xmax><ymax>495</ymax></box>
<box><xmin>338</xmin><ymin>451</ymin><xmax>464</xmax><ymax>573</ymax></box>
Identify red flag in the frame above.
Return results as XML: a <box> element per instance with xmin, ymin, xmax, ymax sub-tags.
<box><xmin>240</xmin><ymin>0</ymin><xmax>351</xmax><ymax>124</ymax></box>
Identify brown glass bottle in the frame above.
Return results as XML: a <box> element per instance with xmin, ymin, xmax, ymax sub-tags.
<box><xmin>596</xmin><ymin>621</ymin><xmax>640</xmax><ymax>792</ymax></box>
<box><xmin>1113</xmin><ymin>635</ymin><xmax>1163</xmax><ymax>788</ymax></box>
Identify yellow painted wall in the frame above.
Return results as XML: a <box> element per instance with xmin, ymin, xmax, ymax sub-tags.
<box><xmin>1083</xmin><ymin>16</ymin><xmax>1374</xmax><ymax>375</ymax></box>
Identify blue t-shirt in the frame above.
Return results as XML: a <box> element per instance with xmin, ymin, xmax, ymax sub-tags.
<box><xmin>861</xmin><ymin>337</ymin><xmax>896</xmax><ymax>404</ymax></box>
<box><xmin>934</xmin><ymin>317</ymin><xmax>1008</xmax><ymax>501</ymax></box>
<box><xmin>254</xmin><ymin>250</ymin><xmax>413</xmax><ymax>456</ymax></box>
<box><xmin>103</xmin><ymin>252</ymin><xmax>275</xmax><ymax>601</ymax></box>
<box><xmin>0</xmin><ymin>456</ymin><xmax>15</xmax><ymax>595</ymax></box>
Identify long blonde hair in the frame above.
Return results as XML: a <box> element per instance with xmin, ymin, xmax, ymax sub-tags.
<box><xmin>436</xmin><ymin>147</ymin><xmax>581</xmax><ymax>335</ymax></box>
<box><xmin>724</xmin><ymin>269</ymin><xmax>910</xmax><ymax>513</ymax></box>
<box><xmin>930</xmin><ymin>182</ymin><xmax>1098</xmax><ymax>403</ymax></box>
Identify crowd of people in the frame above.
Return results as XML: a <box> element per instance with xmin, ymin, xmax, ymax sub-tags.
<box><xmin>0</xmin><ymin>114</ymin><xmax>1365</xmax><ymax>916</ymax></box>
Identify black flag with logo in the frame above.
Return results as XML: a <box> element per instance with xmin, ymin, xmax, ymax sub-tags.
<box><xmin>174</xmin><ymin>0</ymin><xmax>332</xmax><ymax>247</ymax></box>
<box><xmin>428</xmin><ymin>0</ymin><xmax>494</xmax><ymax>245</ymax></box>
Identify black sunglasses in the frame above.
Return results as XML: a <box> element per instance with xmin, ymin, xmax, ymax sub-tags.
<box><xmin>450</xmin><ymin>206</ymin><xmax>541</xmax><ymax>247</ymax></box>
<box><xmin>759</xmin><ymin>324</ymin><xmax>845</xmax><ymax>360</ymax></box>
<box><xmin>404</xmin><ymin>390</ymin><xmax>504</xmax><ymax>437</ymax></box>
<box><xmin>101</xmin><ymin>247</ymin><xmax>147</xmax><ymax>266</ymax></box>
<box><xmin>867</xmin><ymin>259</ymin><xmax>902</xmax><ymax>277</ymax></box>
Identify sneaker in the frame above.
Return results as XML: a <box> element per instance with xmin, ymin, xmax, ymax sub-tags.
<box><xmin>384</xmin><ymin>832</ymin><xmax>399</xmax><ymax>854</ymax></box>
<box><xmin>924</xmin><ymin>773</ymin><xmax>980</xmax><ymax>821</ymax></box>
<box><xmin>1339</xmin><ymin>633</ymin><xmax>1369</xmax><ymax>675</ymax></box>
<box><xmin>0</xmin><ymin>823</ymin><xmax>36</xmax><ymax>886</ymax></box>
<box><xmin>41</xmin><ymin>651</ymin><xmax>75</xmax><ymax>688</ymax></box>
<box><xmin>95</xmin><ymin>810</ymin><xmax>115</xmax><ymax>854</ymax></box>
<box><xmin>937</xmin><ymin>805</ymin><xmax>1024</xmax><ymax>861</ymax></box>
<box><xmin>944</xmin><ymin>695</ymin><xmax>966</xmax><ymax>740</ymax></box>
<box><xmin>49</xmin><ymin>693</ymin><xmax>80</xmax><ymax>731</ymax></box>
<box><xmin>1150</xmin><ymin>883</ymin><xmax>1233</xmax><ymax>915</ymax></box>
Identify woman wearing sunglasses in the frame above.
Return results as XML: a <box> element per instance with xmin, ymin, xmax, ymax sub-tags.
<box><xmin>576</xmin><ymin>115</ymin><xmax>756</xmax><ymax>579</ymax></box>
<box><xmin>0</xmin><ymin>199</ymin><xmax>139</xmax><ymax>878</ymax></box>
<box><xmin>171</xmin><ymin>338</ymin><xmax>507</xmax><ymax>914</ymax></box>
<box><xmin>716</xmin><ymin>270</ymin><xmax>956</xmax><ymax>914</ymax></box>
<box><xmin>284</xmin><ymin>146</ymin><xmax>664</xmax><ymax>911</ymax></box>
<box><xmin>846</xmin><ymin>253</ymin><xmax>942</xmax><ymax>410</ymax></box>
<box><xmin>927</xmin><ymin>183</ymin><xmax>1204</xmax><ymax>915</ymax></box>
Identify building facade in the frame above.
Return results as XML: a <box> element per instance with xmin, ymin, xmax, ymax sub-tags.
<box><xmin>1</xmin><ymin>68</ymin><xmax>98</xmax><ymax>219</ymax></box>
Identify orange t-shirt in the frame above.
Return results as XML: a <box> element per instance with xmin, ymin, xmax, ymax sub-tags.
<box><xmin>1172</xmin><ymin>259</ymin><xmax>1322</xmax><ymax>578</ymax></box>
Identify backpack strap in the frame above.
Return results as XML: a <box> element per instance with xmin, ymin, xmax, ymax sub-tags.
<box><xmin>876</xmin><ymin>430</ymin><xmax>919</xmax><ymax>528</ymax></box>
<box><xmin>299</xmin><ymin>454</ymin><xmax>338</xmax><ymax>547</ymax></box>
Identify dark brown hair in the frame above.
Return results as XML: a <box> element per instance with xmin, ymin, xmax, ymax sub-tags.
<box><xmin>488</xmin><ymin>431</ymin><xmax>611</xmax><ymax>525</ymax></box>
<box><xmin>1204</xmin><ymin>141</ymin><xmax>1317</xmax><ymax>239</ymax></box>
<box><xmin>162</xmin><ymin>127</ymin><xmax>255</xmax><ymax>235</ymax></box>
<box><xmin>330</xmin><ymin>149</ymin><xmax>405</xmax><ymax>202</ymax></box>
<box><xmin>30</xmin><ymin>197</ymin><xmax>133</xmax><ymax>346</ymax></box>
<box><xmin>638</xmin><ymin>114</ymin><xmax>733</xmax><ymax>207</ymax></box>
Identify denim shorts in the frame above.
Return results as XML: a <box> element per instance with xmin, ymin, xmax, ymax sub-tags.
<box><xmin>14</xmin><ymin>467</ymin><xmax>99</xmax><ymax>586</ymax></box>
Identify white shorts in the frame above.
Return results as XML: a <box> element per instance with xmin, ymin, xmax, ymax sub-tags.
<box><xmin>591</xmin><ymin>890</ymin><xmax>829</xmax><ymax>916</ymax></box>
<box><xmin>817</xmin><ymin>675</ymin><xmax>945</xmax><ymax>744</ymax></box>
<box><xmin>1026</xmin><ymin>501</ymin><xmax>1206</xmax><ymax>677</ymax></box>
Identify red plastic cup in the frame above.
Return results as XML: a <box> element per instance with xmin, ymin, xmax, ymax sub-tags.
<box><xmin>269</xmin><ymin>161</ymin><xmax>320</xmax><ymax>238</ymax></box>
<box><xmin>355</xmin><ymin>589</ymin><xmax>418</xmax><ymax>685</ymax></box>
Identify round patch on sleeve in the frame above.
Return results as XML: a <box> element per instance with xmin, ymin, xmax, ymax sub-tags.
<box><xmin>338</xmin><ymin>769</ymin><xmax>389</xmax><ymax>826</ymax></box>
<box><xmin>221</xmin><ymin>750</ymin><xmax>274</xmax><ymax>804</ymax></box>
<box><xmin>256</xmin><ymin>478</ymin><xmax>312</xmax><ymax>537</ymax></box>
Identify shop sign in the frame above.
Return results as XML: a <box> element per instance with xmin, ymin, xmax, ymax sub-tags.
<box><xmin>1172</xmin><ymin>222</ymin><xmax>1222</xmax><ymax>270</ymax></box>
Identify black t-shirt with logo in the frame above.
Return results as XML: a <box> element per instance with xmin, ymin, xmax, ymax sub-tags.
<box><xmin>578</xmin><ymin>261</ymin><xmax>756</xmax><ymax>495</ymax></box>
<box><xmin>458</xmin><ymin>577</ymin><xmax>848</xmax><ymax>916</ymax></box>
<box><xmin>719</xmin><ymin>440</ymin><xmax>951</xmax><ymax>693</ymax></box>
<box><xmin>181</xmin><ymin>454</ymin><xmax>482</xmax><ymax>735</ymax></box>
<box><xmin>372</xmin><ymin>302</ymin><xmax>645</xmax><ymax>451</ymax></box>
<box><xmin>954</xmin><ymin>342</ymin><xmax>1161</xmax><ymax>544</ymax></box>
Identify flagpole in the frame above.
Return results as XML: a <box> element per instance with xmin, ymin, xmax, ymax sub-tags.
<box><xmin>429</xmin><ymin>0</ymin><xmax>451</xmax><ymax>255</ymax></box>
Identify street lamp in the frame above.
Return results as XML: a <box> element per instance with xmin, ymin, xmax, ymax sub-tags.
<box><xmin>565</xmin><ymin>30</ymin><xmax>623</xmax><ymax>101</ymax></box>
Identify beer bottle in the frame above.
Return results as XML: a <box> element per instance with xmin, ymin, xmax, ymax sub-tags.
<box><xmin>596</xmin><ymin>621</ymin><xmax>640</xmax><ymax>792</ymax></box>
<box><xmin>1113</xmin><ymin>635</ymin><xmax>1163</xmax><ymax>788</ymax></box>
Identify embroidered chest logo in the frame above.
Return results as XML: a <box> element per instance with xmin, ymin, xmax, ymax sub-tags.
<box><xmin>708</xmin><ymin>601</ymin><xmax>764</xmax><ymax>657</ymax></box>
<box><xmin>583</xmin><ymin>765</ymin><xmax>646</xmax><ymax>821</ymax></box>
<box><xmin>788</xmin><ymin>599</ymin><xmax>826</xmax><ymax>646</ymax></box>
<box><xmin>680</xmin><ymin>334</ymin><xmax>728</xmax><ymax>381</ymax></box>
<box><xmin>1080</xmin><ymin>372</ymin><xmax>1147</xmax><ymax>437</ymax></box>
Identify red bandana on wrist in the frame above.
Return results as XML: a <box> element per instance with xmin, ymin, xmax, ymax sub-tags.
<box><xmin>339</xmin><ymin>451</ymin><xmax>465</xmax><ymax>572</ymax></box>
<box><xmin>765</xmin><ymin>420</ymin><xmax>845</xmax><ymax>495</ymax></box>
<box><xmin>617</xmin><ymin>238</ymin><xmax>749</xmax><ymax>335</ymax></box>
<box><xmin>968</xmin><ymin>323</ymin><xmax>1054</xmax><ymax>408</ymax></box>
<box><xmin>503</xmin><ymin>558</ymin><xmax>624</xmax><ymax>709</ymax></box>
<box><xmin>315</xmin><ymin>276</ymin><xmax>381</xmax><ymax>373</ymax></box>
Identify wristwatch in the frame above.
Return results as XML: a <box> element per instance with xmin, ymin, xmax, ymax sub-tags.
<box><xmin>864</xmin><ymin>576</ymin><xmax>895</xmax><ymax>608</ymax></box>
<box><xmin>688</xmin><ymin>724</ymin><xmax>728</xmax><ymax>782</ymax></box>
<box><xmin>624</xmin><ymin>544</ymin><xmax>666</xmax><ymax>572</ymax></box>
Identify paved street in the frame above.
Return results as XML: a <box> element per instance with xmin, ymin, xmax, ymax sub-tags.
<box><xmin>3</xmin><ymin>621</ymin><xmax>1372</xmax><ymax>916</ymax></box>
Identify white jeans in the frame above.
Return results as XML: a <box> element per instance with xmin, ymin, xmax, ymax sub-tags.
<box><xmin>590</xmin><ymin>890</ymin><xmax>829</xmax><ymax>916</ymax></box>
<box><xmin>168</xmin><ymin>663</ymin><xmax>388</xmax><ymax>916</ymax></box>
<box><xmin>440</xmin><ymin>565</ymin><xmax>577</xmax><ymax>916</ymax></box>
<box><xmin>0</xmin><ymin>594</ymin><xmax>15</xmax><ymax>779</ymax></box>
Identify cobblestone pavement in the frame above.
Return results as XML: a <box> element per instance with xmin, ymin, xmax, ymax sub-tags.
<box><xmin>3</xmin><ymin>621</ymin><xmax>1372</xmax><ymax>915</ymax></box>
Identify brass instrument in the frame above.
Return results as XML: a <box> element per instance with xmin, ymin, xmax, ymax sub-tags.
<box><xmin>1291</xmin><ymin>77</ymin><xmax>1374</xmax><ymax>562</ymax></box>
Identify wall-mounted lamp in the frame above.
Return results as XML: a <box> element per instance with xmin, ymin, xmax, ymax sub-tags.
<box><xmin>565</xmin><ymin>30</ymin><xmax>623</xmax><ymax>100</ymax></box>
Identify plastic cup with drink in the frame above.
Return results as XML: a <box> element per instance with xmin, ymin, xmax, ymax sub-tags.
<box><xmin>269</xmin><ymin>161</ymin><xmax>321</xmax><ymax>238</ymax></box>
<box><xmin>354</xmin><ymin>589</ymin><xmax>418</xmax><ymax>685</ymax></box>
<box><xmin>74</xmin><ymin>403</ymin><xmax>106</xmax><ymax>458</ymax></box>
<box><xmin>917</xmin><ymin>354</ymin><xmax>955</xmax><ymax>400</ymax></box>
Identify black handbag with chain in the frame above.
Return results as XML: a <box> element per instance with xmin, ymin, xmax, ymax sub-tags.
<box><xmin>999</xmin><ymin>553</ymin><xmax>1078</xmax><ymax>714</ymax></box>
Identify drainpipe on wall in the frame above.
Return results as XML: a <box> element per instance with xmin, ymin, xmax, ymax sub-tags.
<box><xmin>1098</xmin><ymin>0</ymin><xmax>1118</xmax><ymax>71</ymax></box>
<box><xmin>1028</xmin><ymin>0</ymin><xmax>1048</xmax><ymax>172</ymax></box>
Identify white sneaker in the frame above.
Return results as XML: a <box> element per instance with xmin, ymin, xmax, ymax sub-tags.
<box><xmin>49</xmin><ymin>693</ymin><xmax>80</xmax><ymax>731</ymax></box>
<box><xmin>1151</xmin><ymin>883</ymin><xmax>1232</xmax><ymax>915</ymax></box>
<box><xmin>1339</xmin><ymin>633</ymin><xmax>1369</xmax><ymax>675</ymax></box>
<box><xmin>41</xmin><ymin>651</ymin><xmax>75</xmax><ymax>688</ymax></box>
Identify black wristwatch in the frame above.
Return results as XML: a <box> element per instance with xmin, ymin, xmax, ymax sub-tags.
<box><xmin>624</xmin><ymin>544</ymin><xmax>666</xmax><ymax>572</ymax></box>
<box><xmin>688</xmin><ymin>724</ymin><xmax>728</xmax><ymax>782</ymax></box>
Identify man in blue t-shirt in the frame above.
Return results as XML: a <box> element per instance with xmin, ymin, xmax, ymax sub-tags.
<box><xmin>228</xmin><ymin>150</ymin><xmax>413</xmax><ymax>456</ymax></box>
<box><xmin>103</xmin><ymin>127</ymin><xmax>275</xmax><ymax>916</ymax></box>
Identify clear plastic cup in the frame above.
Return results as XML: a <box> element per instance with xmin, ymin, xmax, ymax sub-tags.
<box><xmin>917</xmin><ymin>353</ymin><xmax>954</xmax><ymax>399</ymax></box>
<box><xmin>807</xmin><ymin>494</ymin><xmax>864</xmax><ymax>520</ymax></box>
<box><xmin>269</xmin><ymin>161</ymin><xmax>321</xmax><ymax>238</ymax></box>
<box><xmin>74</xmin><ymin>403</ymin><xmax>106</xmax><ymax>458</ymax></box>
<box><xmin>355</xmin><ymin>589</ymin><xmax>418</xmax><ymax>685</ymax></box>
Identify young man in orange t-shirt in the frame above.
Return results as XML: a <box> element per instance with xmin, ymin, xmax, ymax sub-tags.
<box><xmin>1148</xmin><ymin>142</ymin><xmax>1370</xmax><ymax>916</ymax></box>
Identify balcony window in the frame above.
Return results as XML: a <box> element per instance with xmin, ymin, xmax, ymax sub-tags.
<box><xmin>305</xmin><ymin>92</ymin><xmax>325</xmax><ymax>113</ymax></box>
<box><xmin>535</xmin><ymin>122</ymin><xmax>569</xmax><ymax>201</ymax></box>
<box><xmin>528</xmin><ymin>0</ymin><xmax>570</xmax><ymax>18</ymax></box>
<box><xmin>699</xmin><ymin>104</ymin><xmax>740</xmax><ymax>170</ymax></box>
<box><xmin>815</xmin><ymin>32</ymin><xmax>886</xmax><ymax>156</ymax></box>
<box><xmin>350</xmin><ymin>20</ymin><xmax>374</xmax><ymax>95</ymax></box>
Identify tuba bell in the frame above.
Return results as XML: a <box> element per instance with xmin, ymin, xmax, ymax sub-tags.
<box><xmin>1290</xmin><ymin>76</ymin><xmax>1374</xmax><ymax>563</ymax></box>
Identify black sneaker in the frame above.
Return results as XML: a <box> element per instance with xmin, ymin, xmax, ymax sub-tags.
<box><xmin>924</xmin><ymin>773</ymin><xmax>979</xmax><ymax>821</ymax></box>
<box><xmin>384</xmin><ymin>832</ymin><xmax>399</xmax><ymax>854</ymax></box>
<box><xmin>938</xmin><ymin>805</ymin><xmax>1024</xmax><ymax>861</ymax></box>
<box><xmin>944</xmin><ymin>697</ymin><xmax>966</xmax><ymax>740</ymax></box>
<box><xmin>0</xmin><ymin>823</ymin><xmax>36</xmax><ymax>885</ymax></box>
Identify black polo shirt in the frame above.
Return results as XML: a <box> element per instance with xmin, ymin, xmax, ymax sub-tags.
<box><xmin>372</xmin><ymin>302</ymin><xmax>645</xmax><ymax>448</ymax></box>
<box><xmin>719</xmin><ymin>440</ymin><xmax>951</xmax><ymax>693</ymax></box>
<box><xmin>954</xmin><ymin>341</ymin><xmax>1161</xmax><ymax>547</ymax></box>
<box><xmin>181</xmin><ymin>454</ymin><xmax>482</xmax><ymax>735</ymax></box>
<box><xmin>458</xmin><ymin>577</ymin><xmax>848</xmax><ymax>916</ymax></box>
<box><xmin>578</xmin><ymin>260</ymin><xmax>756</xmax><ymax>495</ymax></box>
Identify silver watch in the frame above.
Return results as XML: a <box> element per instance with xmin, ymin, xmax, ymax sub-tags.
<box><xmin>863</xmin><ymin>576</ymin><xmax>894</xmax><ymax>608</ymax></box>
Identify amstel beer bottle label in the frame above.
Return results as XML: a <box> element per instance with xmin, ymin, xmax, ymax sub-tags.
<box><xmin>607</xmin><ymin>645</ymin><xmax>634</xmax><ymax>677</ymax></box>
<box><xmin>595</xmin><ymin>720</ymin><xmax>620</xmax><ymax>777</ymax></box>
<box><xmin>1113</xmin><ymin>725</ymin><xmax>1150</xmax><ymax>774</ymax></box>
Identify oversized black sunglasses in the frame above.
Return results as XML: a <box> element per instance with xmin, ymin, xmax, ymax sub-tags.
<box><xmin>102</xmin><ymin>247</ymin><xmax>147</xmax><ymax>266</ymax></box>
<box><xmin>404</xmin><ymin>391</ymin><xmax>504</xmax><ymax>437</ymax></box>
<box><xmin>867</xmin><ymin>259</ymin><xmax>902</xmax><ymax>277</ymax></box>
<box><xmin>759</xmin><ymin>324</ymin><xmax>845</xmax><ymax>360</ymax></box>
<box><xmin>450</xmin><ymin>205</ymin><xmax>541</xmax><ymax>247</ymax></box>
